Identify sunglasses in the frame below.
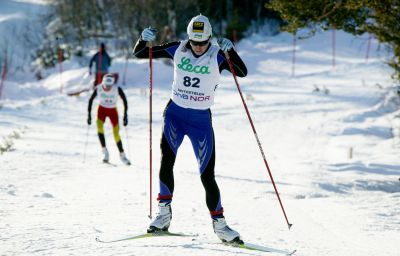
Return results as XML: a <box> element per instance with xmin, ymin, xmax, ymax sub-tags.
<box><xmin>189</xmin><ymin>39</ymin><xmax>209</xmax><ymax>46</ymax></box>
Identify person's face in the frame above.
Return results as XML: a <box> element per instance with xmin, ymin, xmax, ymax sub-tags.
<box><xmin>189</xmin><ymin>39</ymin><xmax>209</xmax><ymax>55</ymax></box>
<box><xmin>102</xmin><ymin>84</ymin><xmax>112</xmax><ymax>91</ymax></box>
<box><xmin>102</xmin><ymin>77</ymin><xmax>114</xmax><ymax>91</ymax></box>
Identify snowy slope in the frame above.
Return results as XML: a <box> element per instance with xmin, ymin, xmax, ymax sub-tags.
<box><xmin>1</xmin><ymin>4</ymin><xmax>400</xmax><ymax>256</ymax></box>
<box><xmin>0</xmin><ymin>0</ymin><xmax>47</xmax><ymax>73</ymax></box>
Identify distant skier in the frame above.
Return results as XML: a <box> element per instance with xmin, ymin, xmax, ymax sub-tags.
<box><xmin>133</xmin><ymin>15</ymin><xmax>247</xmax><ymax>243</ymax></box>
<box><xmin>89</xmin><ymin>43</ymin><xmax>112</xmax><ymax>88</ymax></box>
<box><xmin>87</xmin><ymin>73</ymin><xmax>131</xmax><ymax>165</ymax></box>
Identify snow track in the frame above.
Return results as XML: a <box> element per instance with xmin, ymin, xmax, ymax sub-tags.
<box><xmin>1</xmin><ymin>13</ymin><xmax>399</xmax><ymax>255</ymax></box>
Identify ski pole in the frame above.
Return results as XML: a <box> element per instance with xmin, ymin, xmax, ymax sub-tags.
<box><xmin>83</xmin><ymin>124</ymin><xmax>90</xmax><ymax>163</ymax></box>
<box><xmin>365</xmin><ymin>34</ymin><xmax>372</xmax><ymax>63</ymax></box>
<box><xmin>123</xmin><ymin>54</ymin><xmax>129</xmax><ymax>86</ymax></box>
<box><xmin>291</xmin><ymin>33</ymin><xmax>296</xmax><ymax>77</ymax></box>
<box><xmin>332</xmin><ymin>24</ymin><xmax>336</xmax><ymax>69</ymax></box>
<box><xmin>148</xmin><ymin>41</ymin><xmax>153</xmax><ymax>219</ymax></box>
<box><xmin>124</xmin><ymin>126</ymin><xmax>131</xmax><ymax>159</ymax></box>
<box><xmin>0</xmin><ymin>50</ymin><xmax>7</xmax><ymax>100</ymax></box>
<box><xmin>224</xmin><ymin>51</ymin><xmax>293</xmax><ymax>230</ymax></box>
<box><xmin>58</xmin><ymin>47</ymin><xmax>64</xmax><ymax>94</ymax></box>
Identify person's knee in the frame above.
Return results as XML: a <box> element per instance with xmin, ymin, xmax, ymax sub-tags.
<box><xmin>161</xmin><ymin>134</ymin><xmax>176</xmax><ymax>157</ymax></box>
<box><xmin>112</xmin><ymin>125</ymin><xmax>120</xmax><ymax>142</ymax></box>
<box><xmin>97</xmin><ymin>119</ymin><xmax>104</xmax><ymax>133</ymax></box>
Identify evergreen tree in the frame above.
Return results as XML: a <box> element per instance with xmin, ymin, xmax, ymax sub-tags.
<box><xmin>267</xmin><ymin>0</ymin><xmax>400</xmax><ymax>80</ymax></box>
<box><xmin>37</xmin><ymin>0</ymin><xmax>283</xmax><ymax>69</ymax></box>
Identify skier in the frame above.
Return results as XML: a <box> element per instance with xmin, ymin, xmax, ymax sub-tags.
<box><xmin>89</xmin><ymin>43</ymin><xmax>112</xmax><ymax>88</ymax></box>
<box><xmin>87</xmin><ymin>73</ymin><xmax>131</xmax><ymax>165</ymax></box>
<box><xmin>133</xmin><ymin>14</ymin><xmax>247</xmax><ymax>243</ymax></box>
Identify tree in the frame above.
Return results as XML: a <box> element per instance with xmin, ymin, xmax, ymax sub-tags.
<box><xmin>38</xmin><ymin>0</ymin><xmax>284</xmax><ymax>67</ymax></box>
<box><xmin>267</xmin><ymin>0</ymin><xmax>400</xmax><ymax>80</ymax></box>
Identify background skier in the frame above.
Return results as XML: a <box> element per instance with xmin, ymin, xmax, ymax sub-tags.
<box><xmin>87</xmin><ymin>73</ymin><xmax>131</xmax><ymax>165</ymax></box>
<box><xmin>89</xmin><ymin>43</ymin><xmax>112</xmax><ymax>88</ymax></box>
<box><xmin>133</xmin><ymin>14</ymin><xmax>247</xmax><ymax>244</ymax></box>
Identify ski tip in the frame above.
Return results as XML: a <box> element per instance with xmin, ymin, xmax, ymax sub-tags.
<box><xmin>95</xmin><ymin>236</ymin><xmax>104</xmax><ymax>243</ymax></box>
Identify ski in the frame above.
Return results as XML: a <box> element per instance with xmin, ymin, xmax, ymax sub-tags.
<box><xmin>66</xmin><ymin>87</ymin><xmax>90</xmax><ymax>96</ymax></box>
<box><xmin>102</xmin><ymin>160</ymin><xmax>117</xmax><ymax>167</ymax></box>
<box><xmin>95</xmin><ymin>231</ymin><xmax>296</xmax><ymax>255</ymax></box>
<box><xmin>222</xmin><ymin>241</ymin><xmax>296</xmax><ymax>255</ymax></box>
<box><xmin>95</xmin><ymin>231</ymin><xmax>195</xmax><ymax>243</ymax></box>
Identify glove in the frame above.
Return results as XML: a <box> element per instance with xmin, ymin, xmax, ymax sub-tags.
<box><xmin>218</xmin><ymin>38</ymin><xmax>234</xmax><ymax>52</ymax></box>
<box><xmin>87</xmin><ymin>115</ymin><xmax>91</xmax><ymax>125</ymax></box>
<box><xmin>141</xmin><ymin>27</ymin><xmax>157</xmax><ymax>42</ymax></box>
<box><xmin>123</xmin><ymin>114</ymin><xmax>128</xmax><ymax>126</ymax></box>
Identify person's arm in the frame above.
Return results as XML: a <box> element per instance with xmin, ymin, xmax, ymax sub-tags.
<box><xmin>217</xmin><ymin>49</ymin><xmax>248</xmax><ymax>77</ymax></box>
<box><xmin>133</xmin><ymin>37</ymin><xmax>180</xmax><ymax>60</ymax></box>
<box><xmin>87</xmin><ymin>89</ymin><xmax>97</xmax><ymax>125</ymax></box>
<box><xmin>89</xmin><ymin>53</ymin><xmax>97</xmax><ymax>70</ymax></box>
<box><xmin>118</xmin><ymin>87</ymin><xmax>128</xmax><ymax>115</ymax></box>
<box><xmin>118</xmin><ymin>87</ymin><xmax>129</xmax><ymax>126</ymax></box>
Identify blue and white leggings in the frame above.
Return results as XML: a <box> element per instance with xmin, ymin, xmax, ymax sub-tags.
<box><xmin>157</xmin><ymin>100</ymin><xmax>224</xmax><ymax>218</ymax></box>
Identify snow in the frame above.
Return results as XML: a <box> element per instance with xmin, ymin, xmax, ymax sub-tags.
<box><xmin>0</xmin><ymin>0</ymin><xmax>47</xmax><ymax>72</ymax></box>
<box><xmin>1</xmin><ymin>2</ymin><xmax>400</xmax><ymax>256</ymax></box>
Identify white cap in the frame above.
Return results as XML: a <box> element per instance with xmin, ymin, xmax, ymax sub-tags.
<box><xmin>187</xmin><ymin>14</ymin><xmax>212</xmax><ymax>42</ymax></box>
<box><xmin>102</xmin><ymin>74</ymin><xmax>115</xmax><ymax>87</ymax></box>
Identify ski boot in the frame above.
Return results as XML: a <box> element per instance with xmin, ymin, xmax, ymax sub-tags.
<box><xmin>102</xmin><ymin>147</ymin><xmax>109</xmax><ymax>163</ymax></box>
<box><xmin>120</xmin><ymin>152</ymin><xmax>131</xmax><ymax>165</ymax></box>
<box><xmin>147</xmin><ymin>202</ymin><xmax>172</xmax><ymax>233</ymax></box>
<box><xmin>213</xmin><ymin>217</ymin><xmax>242</xmax><ymax>244</ymax></box>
